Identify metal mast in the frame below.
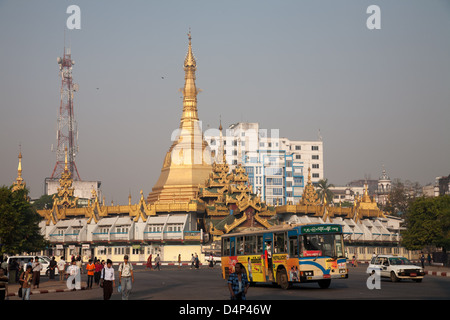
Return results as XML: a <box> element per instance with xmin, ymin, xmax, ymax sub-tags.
<box><xmin>50</xmin><ymin>46</ymin><xmax>81</xmax><ymax>181</ymax></box>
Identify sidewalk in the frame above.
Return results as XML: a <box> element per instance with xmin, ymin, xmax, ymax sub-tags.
<box><xmin>6</xmin><ymin>279</ymin><xmax>88</xmax><ymax>297</ymax></box>
<box><xmin>423</xmin><ymin>265</ymin><xmax>450</xmax><ymax>277</ymax></box>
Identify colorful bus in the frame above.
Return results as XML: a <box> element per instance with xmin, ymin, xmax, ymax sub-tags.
<box><xmin>221</xmin><ymin>224</ymin><xmax>348</xmax><ymax>289</ymax></box>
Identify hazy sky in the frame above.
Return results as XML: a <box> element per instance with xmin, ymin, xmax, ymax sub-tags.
<box><xmin>1</xmin><ymin>0</ymin><xmax>449</xmax><ymax>204</ymax></box>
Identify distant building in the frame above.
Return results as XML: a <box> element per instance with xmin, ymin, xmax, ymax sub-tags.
<box><xmin>204</xmin><ymin>122</ymin><xmax>323</xmax><ymax>205</ymax></box>
<box><xmin>45</xmin><ymin>178</ymin><xmax>102</xmax><ymax>207</ymax></box>
<box><xmin>434</xmin><ymin>174</ymin><xmax>450</xmax><ymax>196</ymax></box>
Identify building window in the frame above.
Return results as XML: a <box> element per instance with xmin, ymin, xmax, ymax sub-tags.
<box><xmin>312</xmin><ymin>173</ymin><xmax>319</xmax><ymax>178</ymax></box>
<box><xmin>312</xmin><ymin>155</ymin><xmax>319</xmax><ymax>160</ymax></box>
<box><xmin>295</xmin><ymin>145</ymin><xmax>301</xmax><ymax>150</ymax></box>
<box><xmin>295</xmin><ymin>155</ymin><xmax>301</xmax><ymax>159</ymax></box>
<box><xmin>312</xmin><ymin>146</ymin><xmax>319</xmax><ymax>151</ymax></box>
<box><xmin>312</xmin><ymin>164</ymin><xmax>319</xmax><ymax>169</ymax></box>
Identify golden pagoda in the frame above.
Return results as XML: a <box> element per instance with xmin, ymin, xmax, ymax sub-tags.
<box><xmin>12</xmin><ymin>149</ymin><xmax>26</xmax><ymax>192</ymax></box>
<box><xmin>147</xmin><ymin>32</ymin><xmax>213</xmax><ymax>204</ymax></box>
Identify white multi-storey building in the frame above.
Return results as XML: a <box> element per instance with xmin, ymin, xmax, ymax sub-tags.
<box><xmin>204</xmin><ymin>122</ymin><xmax>324</xmax><ymax>205</ymax></box>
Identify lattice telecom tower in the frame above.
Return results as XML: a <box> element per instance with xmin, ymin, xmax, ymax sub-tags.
<box><xmin>50</xmin><ymin>46</ymin><xmax>81</xmax><ymax>181</ymax></box>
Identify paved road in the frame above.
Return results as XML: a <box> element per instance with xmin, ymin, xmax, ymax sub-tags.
<box><xmin>6</xmin><ymin>264</ymin><xmax>450</xmax><ymax>301</ymax></box>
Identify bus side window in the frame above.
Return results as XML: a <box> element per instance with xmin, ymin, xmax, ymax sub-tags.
<box><xmin>230</xmin><ymin>238</ymin><xmax>236</xmax><ymax>256</ymax></box>
<box><xmin>289</xmin><ymin>236</ymin><xmax>298</xmax><ymax>257</ymax></box>
<box><xmin>256</xmin><ymin>235</ymin><xmax>263</xmax><ymax>254</ymax></box>
<box><xmin>222</xmin><ymin>238</ymin><xmax>230</xmax><ymax>256</ymax></box>
<box><xmin>237</xmin><ymin>236</ymin><xmax>244</xmax><ymax>255</ymax></box>
<box><xmin>274</xmin><ymin>232</ymin><xmax>287</xmax><ymax>254</ymax></box>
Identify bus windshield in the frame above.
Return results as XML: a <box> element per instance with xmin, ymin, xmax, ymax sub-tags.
<box><xmin>301</xmin><ymin>233</ymin><xmax>345</xmax><ymax>258</ymax></box>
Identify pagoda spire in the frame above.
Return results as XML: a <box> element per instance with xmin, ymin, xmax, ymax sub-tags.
<box><xmin>12</xmin><ymin>147</ymin><xmax>26</xmax><ymax>192</ymax></box>
<box><xmin>181</xmin><ymin>30</ymin><xmax>199</xmax><ymax>125</ymax></box>
<box><xmin>147</xmin><ymin>31</ymin><xmax>213</xmax><ymax>204</ymax></box>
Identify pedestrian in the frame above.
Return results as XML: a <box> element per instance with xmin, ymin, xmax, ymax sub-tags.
<box><xmin>94</xmin><ymin>259</ymin><xmax>102</xmax><ymax>286</ymax></box>
<box><xmin>227</xmin><ymin>263</ymin><xmax>249</xmax><ymax>300</ymax></box>
<box><xmin>118</xmin><ymin>255</ymin><xmax>134</xmax><ymax>300</ymax></box>
<box><xmin>0</xmin><ymin>268</ymin><xmax>9</xmax><ymax>301</ymax></box>
<box><xmin>209</xmin><ymin>253</ymin><xmax>214</xmax><ymax>268</ymax></box>
<box><xmin>57</xmin><ymin>256</ymin><xmax>66</xmax><ymax>282</ymax></box>
<box><xmin>427</xmin><ymin>253</ymin><xmax>432</xmax><ymax>266</ymax></box>
<box><xmin>49</xmin><ymin>256</ymin><xmax>57</xmax><ymax>280</ymax></box>
<box><xmin>420</xmin><ymin>253</ymin><xmax>425</xmax><ymax>268</ymax></box>
<box><xmin>67</xmin><ymin>258</ymin><xmax>82</xmax><ymax>290</ymax></box>
<box><xmin>76</xmin><ymin>255</ymin><xmax>82</xmax><ymax>274</ymax></box>
<box><xmin>86</xmin><ymin>259</ymin><xmax>95</xmax><ymax>289</ymax></box>
<box><xmin>194</xmin><ymin>253</ymin><xmax>199</xmax><ymax>270</ymax></box>
<box><xmin>178</xmin><ymin>254</ymin><xmax>182</xmax><ymax>268</ymax></box>
<box><xmin>19</xmin><ymin>265</ymin><xmax>33</xmax><ymax>300</ymax></box>
<box><xmin>155</xmin><ymin>254</ymin><xmax>161</xmax><ymax>271</ymax></box>
<box><xmin>31</xmin><ymin>256</ymin><xmax>41</xmax><ymax>289</ymax></box>
<box><xmin>101</xmin><ymin>259</ymin><xmax>115</xmax><ymax>300</ymax></box>
<box><xmin>8</xmin><ymin>259</ymin><xmax>18</xmax><ymax>284</ymax></box>
<box><xmin>146</xmin><ymin>254</ymin><xmax>153</xmax><ymax>270</ymax></box>
<box><xmin>190</xmin><ymin>254</ymin><xmax>195</xmax><ymax>269</ymax></box>
<box><xmin>1</xmin><ymin>258</ymin><xmax>8</xmax><ymax>275</ymax></box>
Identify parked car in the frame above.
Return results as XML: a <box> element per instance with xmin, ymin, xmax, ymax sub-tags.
<box><xmin>6</xmin><ymin>256</ymin><xmax>59</xmax><ymax>277</ymax></box>
<box><xmin>367</xmin><ymin>255</ymin><xmax>424</xmax><ymax>282</ymax></box>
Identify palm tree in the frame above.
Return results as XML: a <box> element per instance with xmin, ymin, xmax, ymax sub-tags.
<box><xmin>317</xmin><ymin>179</ymin><xmax>334</xmax><ymax>205</ymax></box>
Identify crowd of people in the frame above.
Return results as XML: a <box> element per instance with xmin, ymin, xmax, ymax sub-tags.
<box><xmin>0</xmin><ymin>252</ymin><xmax>229</xmax><ymax>300</ymax></box>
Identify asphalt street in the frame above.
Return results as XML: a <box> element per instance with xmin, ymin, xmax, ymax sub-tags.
<box><xmin>6</xmin><ymin>264</ymin><xmax>450</xmax><ymax>301</ymax></box>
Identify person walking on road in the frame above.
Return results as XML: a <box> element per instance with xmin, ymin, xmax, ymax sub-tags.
<box><xmin>118</xmin><ymin>255</ymin><xmax>134</xmax><ymax>300</ymax></box>
<box><xmin>194</xmin><ymin>253</ymin><xmax>199</xmax><ymax>270</ymax></box>
<box><xmin>101</xmin><ymin>259</ymin><xmax>115</xmax><ymax>300</ymax></box>
<box><xmin>94</xmin><ymin>259</ymin><xmax>102</xmax><ymax>286</ymax></box>
<box><xmin>0</xmin><ymin>268</ymin><xmax>9</xmax><ymax>301</ymax></box>
<box><xmin>31</xmin><ymin>256</ymin><xmax>41</xmax><ymax>289</ymax></box>
<box><xmin>155</xmin><ymin>254</ymin><xmax>161</xmax><ymax>271</ymax></box>
<box><xmin>49</xmin><ymin>256</ymin><xmax>57</xmax><ymax>280</ymax></box>
<box><xmin>227</xmin><ymin>263</ymin><xmax>249</xmax><ymax>300</ymax></box>
<box><xmin>19</xmin><ymin>265</ymin><xmax>33</xmax><ymax>300</ymax></box>
<box><xmin>190</xmin><ymin>254</ymin><xmax>195</xmax><ymax>269</ymax></box>
<box><xmin>57</xmin><ymin>257</ymin><xmax>66</xmax><ymax>282</ymax></box>
<box><xmin>86</xmin><ymin>259</ymin><xmax>95</xmax><ymax>289</ymax></box>
<box><xmin>146</xmin><ymin>254</ymin><xmax>153</xmax><ymax>270</ymax></box>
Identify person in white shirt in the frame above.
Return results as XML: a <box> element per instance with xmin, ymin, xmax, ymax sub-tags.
<box><xmin>66</xmin><ymin>259</ymin><xmax>81</xmax><ymax>290</ymax></box>
<box><xmin>101</xmin><ymin>259</ymin><xmax>115</xmax><ymax>300</ymax></box>
<box><xmin>118</xmin><ymin>255</ymin><xmax>134</xmax><ymax>300</ymax></box>
<box><xmin>57</xmin><ymin>257</ymin><xmax>66</xmax><ymax>282</ymax></box>
<box><xmin>31</xmin><ymin>257</ymin><xmax>42</xmax><ymax>289</ymax></box>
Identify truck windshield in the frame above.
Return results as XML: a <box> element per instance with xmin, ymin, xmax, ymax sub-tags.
<box><xmin>302</xmin><ymin>234</ymin><xmax>345</xmax><ymax>258</ymax></box>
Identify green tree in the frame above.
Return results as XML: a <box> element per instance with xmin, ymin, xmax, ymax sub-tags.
<box><xmin>32</xmin><ymin>194</ymin><xmax>54</xmax><ymax>210</ymax></box>
<box><xmin>317</xmin><ymin>179</ymin><xmax>334</xmax><ymax>205</ymax></box>
<box><xmin>0</xmin><ymin>186</ymin><xmax>48</xmax><ymax>255</ymax></box>
<box><xmin>401</xmin><ymin>195</ymin><xmax>450</xmax><ymax>251</ymax></box>
<box><xmin>384</xmin><ymin>179</ymin><xmax>421</xmax><ymax>216</ymax></box>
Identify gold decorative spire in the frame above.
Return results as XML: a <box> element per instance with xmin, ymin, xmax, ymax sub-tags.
<box><xmin>53</xmin><ymin>146</ymin><xmax>77</xmax><ymax>208</ymax></box>
<box><xmin>12</xmin><ymin>147</ymin><xmax>26</xmax><ymax>192</ymax></box>
<box><xmin>181</xmin><ymin>30</ymin><xmax>199</xmax><ymax>124</ymax></box>
<box><xmin>300</xmin><ymin>167</ymin><xmax>319</xmax><ymax>205</ymax></box>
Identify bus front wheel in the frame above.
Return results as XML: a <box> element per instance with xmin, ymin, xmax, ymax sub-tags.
<box><xmin>277</xmin><ymin>269</ymin><xmax>291</xmax><ymax>290</ymax></box>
